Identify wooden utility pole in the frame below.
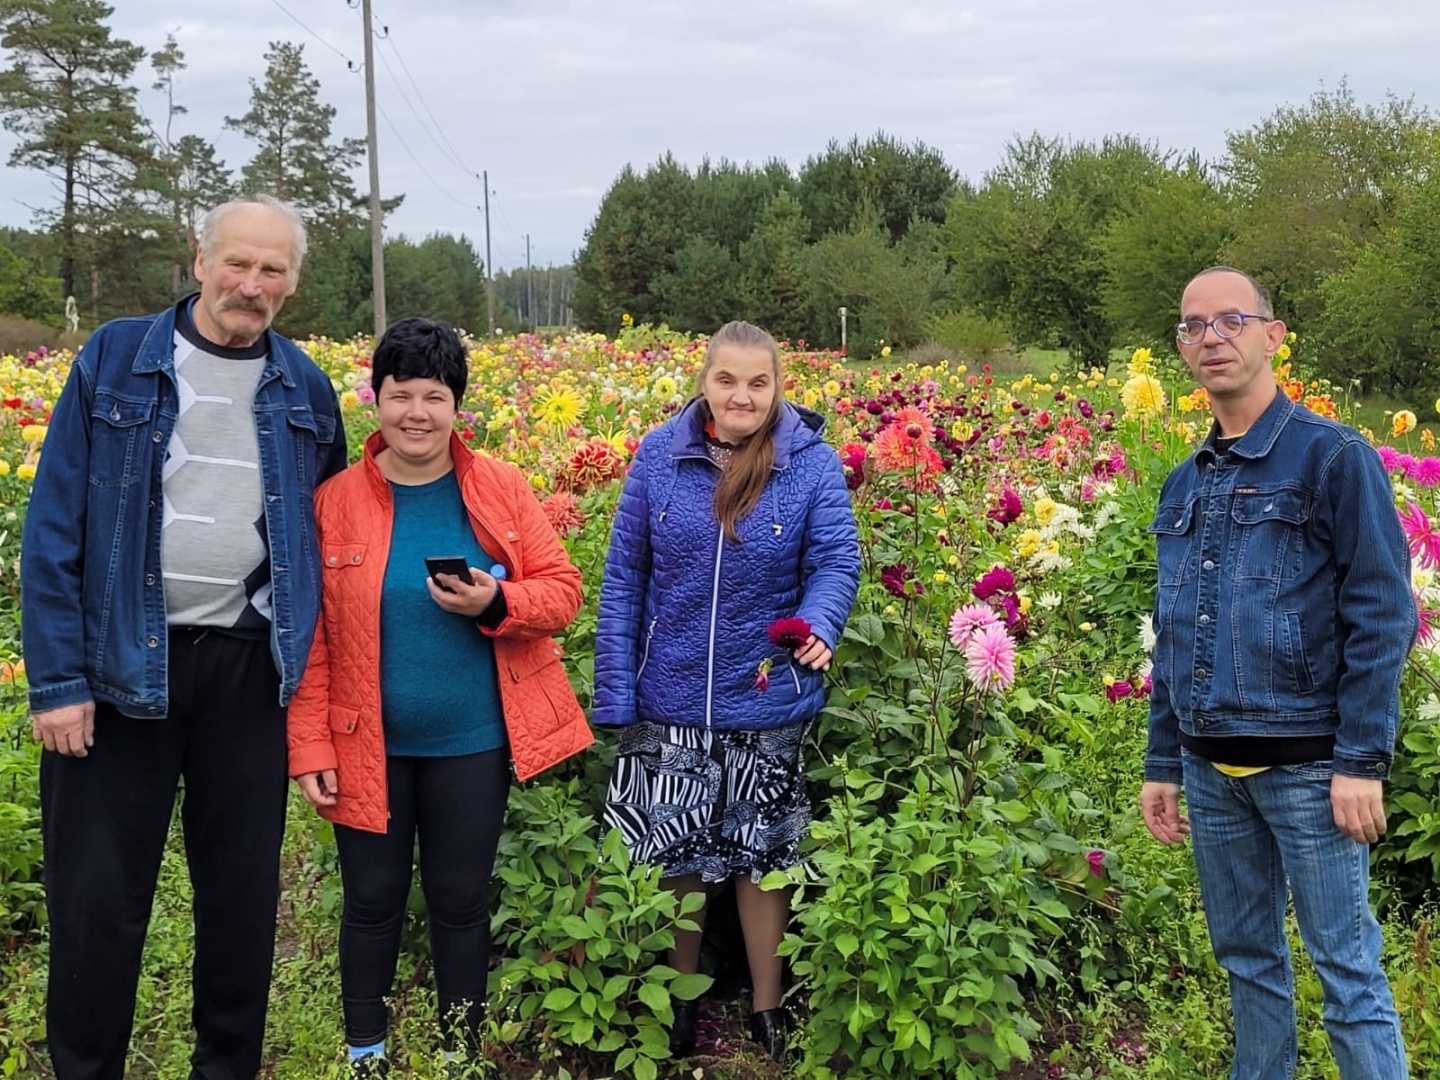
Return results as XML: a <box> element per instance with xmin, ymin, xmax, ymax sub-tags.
<box><xmin>361</xmin><ymin>0</ymin><xmax>386</xmax><ymax>336</ymax></box>
<box><xmin>483</xmin><ymin>170</ymin><xmax>494</xmax><ymax>336</ymax></box>
<box><xmin>525</xmin><ymin>235</ymin><xmax>534</xmax><ymax>331</ymax></box>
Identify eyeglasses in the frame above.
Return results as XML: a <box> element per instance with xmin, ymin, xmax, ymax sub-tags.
<box><xmin>1176</xmin><ymin>313</ymin><xmax>1269</xmax><ymax>345</ymax></box>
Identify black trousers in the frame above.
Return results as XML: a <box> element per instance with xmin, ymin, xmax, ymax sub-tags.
<box><xmin>333</xmin><ymin>750</ymin><xmax>511</xmax><ymax>1049</ymax></box>
<box><xmin>40</xmin><ymin>629</ymin><xmax>288</xmax><ymax>1080</ymax></box>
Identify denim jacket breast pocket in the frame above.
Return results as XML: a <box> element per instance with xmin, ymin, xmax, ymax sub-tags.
<box><xmin>88</xmin><ymin>391</ymin><xmax>156</xmax><ymax>488</ymax></box>
<box><xmin>1230</xmin><ymin>486</ymin><xmax>1313</xmax><ymax>582</ymax></box>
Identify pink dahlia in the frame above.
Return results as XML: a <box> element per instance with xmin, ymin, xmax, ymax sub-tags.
<box><xmin>1399</xmin><ymin>502</ymin><xmax>1440</xmax><ymax>570</ymax></box>
<box><xmin>948</xmin><ymin>602</ymin><xmax>1000</xmax><ymax>649</ymax></box>
<box><xmin>1413</xmin><ymin>457</ymin><xmax>1440</xmax><ymax>489</ymax></box>
<box><xmin>964</xmin><ymin>623</ymin><xmax>1016</xmax><ymax>692</ymax></box>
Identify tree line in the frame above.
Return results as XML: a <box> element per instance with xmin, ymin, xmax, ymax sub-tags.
<box><xmin>574</xmin><ymin>88</ymin><xmax>1440</xmax><ymax>398</ymax></box>
<box><xmin>0</xmin><ymin>0</ymin><xmax>521</xmax><ymax>339</ymax></box>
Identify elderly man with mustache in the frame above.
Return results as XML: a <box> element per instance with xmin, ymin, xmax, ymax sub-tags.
<box><xmin>21</xmin><ymin>195</ymin><xmax>347</xmax><ymax>1080</ymax></box>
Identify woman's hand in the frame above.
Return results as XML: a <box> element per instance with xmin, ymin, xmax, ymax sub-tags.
<box><xmin>793</xmin><ymin>634</ymin><xmax>833</xmax><ymax>671</ymax></box>
<box><xmin>297</xmin><ymin>769</ymin><xmax>339</xmax><ymax>808</ymax></box>
<box><xmin>427</xmin><ymin>567</ymin><xmax>499</xmax><ymax>618</ymax></box>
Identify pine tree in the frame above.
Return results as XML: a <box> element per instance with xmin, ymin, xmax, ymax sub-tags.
<box><xmin>148</xmin><ymin>34</ymin><xmax>233</xmax><ymax>297</ymax></box>
<box><xmin>0</xmin><ymin>0</ymin><xmax>151</xmax><ymax>300</ymax></box>
<box><xmin>225</xmin><ymin>41</ymin><xmax>364</xmax><ymax>239</ymax></box>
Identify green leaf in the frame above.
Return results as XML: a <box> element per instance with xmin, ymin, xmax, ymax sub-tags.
<box><xmin>1035</xmin><ymin>899</ymin><xmax>1070</xmax><ymax>919</ymax></box>
<box><xmin>834</xmin><ymin>932</ymin><xmax>860</xmax><ymax>959</ymax></box>
<box><xmin>634</xmin><ymin>1055</ymin><xmax>658</xmax><ymax>1080</ymax></box>
<box><xmin>637</xmin><ymin>981</ymin><xmax>670</xmax><ymax>1013</ymax></box>
<box><xmin>542</xmin><ymin>987</ymin><xmax>579</xmax><ymax>1011</ymax></box>
<box><xmin>670</xmin><ymin>972</ymin><xmax>713</xmax><ymax>1001</ymax></box>
<box><xmin>560</xmin><ymin>914</ymin><xmax>592</xmax><ymax>940</ymax></box>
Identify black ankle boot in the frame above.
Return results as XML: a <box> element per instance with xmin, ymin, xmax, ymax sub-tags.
<box><xmin>749</xmin><ymin>1007</ymin><xmax>789</xmax><ymax>1063</ymax></box>
<box><xmin>669</xmin><ymin>999</ymin><xmax>699</xmax><ymax>1056</ymax></box>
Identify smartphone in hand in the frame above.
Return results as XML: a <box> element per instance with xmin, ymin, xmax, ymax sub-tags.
<box><xmin>425</xmin><ymin>556</ymin><xmax>475</xmax><ymax>592</ymax></box>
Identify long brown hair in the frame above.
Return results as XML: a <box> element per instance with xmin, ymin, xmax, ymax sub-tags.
<box><xmin>696</xmin><ymin>321</ymin><xmax>783</xmax><ymax>542</ymax></box>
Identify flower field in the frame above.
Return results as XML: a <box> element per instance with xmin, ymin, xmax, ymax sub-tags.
<box><xmin>3</xmin><ymin>325</ymin><xmax>1440</xmax><ymax>1078</ymax></box>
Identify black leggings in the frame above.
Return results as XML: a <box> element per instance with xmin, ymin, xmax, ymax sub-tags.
<box><xmin>334</xmin><ymin>749</ymin><xmax>511</xmax><ymax>1048</ymax></box>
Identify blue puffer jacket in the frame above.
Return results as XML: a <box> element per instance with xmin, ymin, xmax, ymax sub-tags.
<box><xmin>592</xmin><ymin>400</ymin><xmax>861</xmax><ymax>731</ymax></box>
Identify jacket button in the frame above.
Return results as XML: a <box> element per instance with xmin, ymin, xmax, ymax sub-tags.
<box><xmin>1195</xmin><ymin>718</ymin><xmax>1205</xmax><ymax>729</ymax></box>
<box><xmin>352</xmin><ymin>554</ymin><xmax>361</xmax><ymax>563</ymax></box>
<box><xmin>1195</xmin><ymin>668</ymin><xmax>1208</xmax><ymax>678</ymax></box>
<box><xmin>327</xmin><ymin>556</ymin><xmax>338</xmax><ymax>565</ymax></box>
<box><xmin>1263</xmin><ymin>503</ymin><xmax>1274</xmax><ymax>512</ymax></box>
<box><xmin>1198</xmin><ymin>614</ymin><xmax>1210</xmax><ymax>625</ymax></box>
<box><xmin>145</xmin><ymin>574</ymin><xmax>156</xmax><ymax>586</ymax></box>
<box><xmin>153</xmin><ymin>431</ymin><xmax>163</xmax><ymax>442</ymax></box>
<box><xmin>507</xmin><ymin>530</ymin><xmax>517</xmax><ymax>540</ymax></box>
<box><xmin>553</xmin><ymin>647</ymin><xmax>561</xmax><ymax>656</ymax></box>
<box><xmin>1203</xmin><ymin>560</ymin><xmax>1215</xmax><ymax>571</ymax></box>
<box><xmin>511</xmin><ymin>670</ymin><xmax>521</xmax><ymax>682</ymax></box>
<box><xmin>147</xmin><ymin>636</ymin><xmax>159</xmax><ymax>647</ymax></box>
<box><xmin>149</xmin><ymin>707</ymin><xmax>159</xmax><ymax>714</ymax></box>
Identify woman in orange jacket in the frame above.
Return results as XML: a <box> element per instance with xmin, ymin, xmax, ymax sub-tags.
<box><xmin>288</xmin><ymin>318</ymin><xmax>593</xmax><ymax>1077</ymax></box>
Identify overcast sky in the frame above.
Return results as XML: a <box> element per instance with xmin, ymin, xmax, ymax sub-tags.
<box><xmin>3</xmin><ymin>0</ymin><xmax>1438</xmax><ymax>271</ymax></box>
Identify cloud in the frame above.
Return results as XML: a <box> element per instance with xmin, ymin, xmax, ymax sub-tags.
<box><xmin>2</xmin><ymin>0</ymin><xmax>1438</xmax><ymax>270</ymax></box>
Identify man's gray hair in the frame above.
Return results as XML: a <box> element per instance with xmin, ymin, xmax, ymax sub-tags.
<box><xmin>197</xmin><ymin>195</ymin><xmax>308</xmax><ymax>278</ymax></box>
<box><xmin>1188</xmin><ymin>265</ymin><xmax>1274</xmax><ymax>319</ymax></box>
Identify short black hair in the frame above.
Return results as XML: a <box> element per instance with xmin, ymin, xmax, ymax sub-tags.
<box><xmin>371</xmin><ymin>318</ymin><xmax>468</xmax><ymax>404</ymax></box>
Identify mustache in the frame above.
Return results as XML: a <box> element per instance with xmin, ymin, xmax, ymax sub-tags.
<box><xmin>217</xmin><ymin>295</ymin><xmax>270</xmax><ymax>314</ymax></box>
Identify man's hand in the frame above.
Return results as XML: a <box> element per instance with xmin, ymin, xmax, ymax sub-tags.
<box><xmin>427</xmin><ymin>568</ymin><xmax>499</xmax><ymax>618</ymax></box>
<box><xmin>1332</xmin><ymin>774</ymin><xmax>1386</xmax><ymax>844</ymax></box>
<box><xmin>296</xmin><ymin>769</ymin><xmax>339</xmax><ymax>808</ymax></box>
<box><xmin>1140</xmin><ymin>781</ymin><xmax>1190</xmax><ymax>844</ymax></box>
<box><xmin>32</xmin><ymin>702</ymin><xmax>95</xmax><ymax>757</ymax></box>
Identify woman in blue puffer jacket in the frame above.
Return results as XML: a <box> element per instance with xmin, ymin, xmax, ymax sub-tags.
<box><xmin>594</xmin><ymin>320</ymin><xmax>861</xmax><ymax>1061</ymax></box>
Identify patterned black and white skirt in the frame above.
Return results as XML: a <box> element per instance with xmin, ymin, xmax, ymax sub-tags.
<box><xmin>604</xmin><ymin>719</ymin><xmax>812</xmax><ymax>883</ymax></box>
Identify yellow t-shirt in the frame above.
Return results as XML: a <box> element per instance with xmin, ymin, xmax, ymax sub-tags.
<box><xmin>1213</xmin><ymin>763</ymin><xmax>1271</xmax><ymax>777</ymax></box>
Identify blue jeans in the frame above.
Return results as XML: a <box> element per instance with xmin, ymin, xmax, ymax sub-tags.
<box><xmin>1183</xmin><ymin>750</ymin><xmax>1407</xmax><ymax>1080</ymax></box>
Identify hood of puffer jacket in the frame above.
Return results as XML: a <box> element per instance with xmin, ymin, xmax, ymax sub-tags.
<box><xmin>667</xmin><ymin>398</ymin><xmax>829</xmax><ymax>465</ymax></box>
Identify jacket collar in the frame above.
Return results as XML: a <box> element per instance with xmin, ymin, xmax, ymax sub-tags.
<box><xmin>360</xmin><ymin>429</ymin><xmax>475</xmax><ymax>499</ymax></box>
<box><xmin>667</xmin><ymin>399</ymin><xmax>823</xmax><ymax>470</ymax></box>
<box><xmin>1196</xmin><ymin>385</ymin><xmax>1295</xmax><ymax>467</ymax></box>
<box><xmin>130</xmin><ymin>297</ymin><xmax>299</xmax><ymax>388</ymax></box>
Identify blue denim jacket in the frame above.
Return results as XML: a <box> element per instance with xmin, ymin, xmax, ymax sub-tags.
<box><xmin>1144</xmin><ymin>390</ymin><xmax>1416</xmax><ymax>784</ymax></box>
<box><xmin>19</xmin><ymin>302</ymin><xmax>348</xmax><ymax>718</ymax></box>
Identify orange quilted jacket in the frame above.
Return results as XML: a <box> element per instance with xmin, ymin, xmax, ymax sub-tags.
<box><xmin>287</xmin><ymin>431</ymin><xmax>594</xmax><ymax>833</ymax></box>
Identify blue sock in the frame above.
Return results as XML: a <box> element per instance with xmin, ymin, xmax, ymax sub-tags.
<box><xmin>349</xmin><ymin>1041</ymin><xmax>386</xmax><ymax>1061</ymax></box>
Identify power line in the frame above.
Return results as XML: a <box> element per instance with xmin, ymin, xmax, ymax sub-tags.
<box><xmin>374</xmin><ymin>99</ymin><xmax>472</xmax><ymax>208</ymax></box>
<box><xmin>267</xmin><ymin>0</ymin><xmax>354</xmax><ymax>64</ymax></box>
<box><xmin>370</xmin><ymin>39</ymin><xmax>471</xmax><ymax>179</ymax></box>
<box><xmin>383</xmin><ymin>36</ymin><xmax>476</xmax><ymax>178</ymax></box>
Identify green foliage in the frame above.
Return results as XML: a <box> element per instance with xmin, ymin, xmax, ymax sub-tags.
<box><xmin>796</xmin><ymin>132</ymin><xmax>958</xmax><ymax>244</ymax></box>
<box><xmin>0</xmin><ymin>241</ymin><xmax>60</xmax><ymax>323</ymax></box>
<box><xmin>0</xmin><ymin>0</ymin><xmax>154</xmax><ymax>302</ymax></box>
<box><xmin>807</xmin><ymin>216</ymin><xmax>947</xmax><ymax>353</ymax></box>
<box><xmin>1099</xmin><ymin>162</ymin><xmax>1232</xmax><ymax>350</ymax></box>
<box><xmin>488</xmin><ymin>782</ymin><xmax>712</xmax><ymax>1078</ymax></box>
<box><xmin>923</xmin><ymin>310</ymin><xmax>1011</xmax><ymax>366</ymax></box>
<box><xmin>944</xmin><ymin>134</ymin><xmax>1171</xmax><ymax>367</ymax></box>
<box><xmin>0</xmin><ymin>695</ymin><xmax>41</xmax><ymax>944</ymax></box>
<box><xmin>1222</xmin><ymin>82</ymin><xmax>1436</xmax><ymax>329</ymax></box>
